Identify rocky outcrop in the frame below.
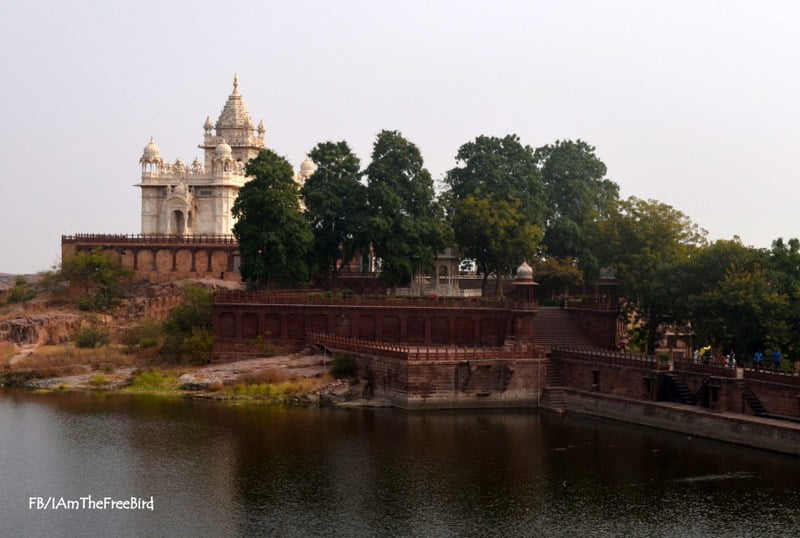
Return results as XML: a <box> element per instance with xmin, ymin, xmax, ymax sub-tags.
<box><xmin>0</xmin><ymin>314</ymin><xmax>87</xmax><ymax>345</ymax></box>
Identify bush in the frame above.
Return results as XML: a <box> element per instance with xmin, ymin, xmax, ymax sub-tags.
<box><xmin>5</xmin><ymin>276</ymin><xmax>37</xmax><ymax>304</ymax></box>
<box><xmin>330</xmin><ymin>354</ymin><xmax>356</xmax><ymax>378</ymax></box>
<box><xmin>127</xmin><ymin>370</ymin><xmax>178</xmax><ymax>392</ymax></box>
<box><xmin>120</xmin><ymin>319</ymin><xmax>163</xmax><ymax>352</ymax></box>
<box><xmin>89</xmin><ymin>374</ymin><xmax>109</xmax><ymax>387</ymax></box>
<box><xmin>161</xmin><ymin>285</ymin><xmax>214</xmax><ymax>361</ymax></box>
<box><xmin>179</xmin><ymin>330</ymin><xmax>214</xmax><ymax>364</ymax></box>
<box><xmin>74</xmin><ymin>326</ymin><xmax>110</xmax><ymax>348</ymax></box>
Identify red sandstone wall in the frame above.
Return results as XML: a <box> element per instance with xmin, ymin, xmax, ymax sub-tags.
<box><xmin>566</xmin><ymin>309</ymin><xmax>619</xmax><ymax>348</ymax></box>
<box><xmin>559</xmin><ymin>358</ymin><xmax>657</xmax><ymax>400</ymax></box>
<box><xmin>213</xmin><ymin>302</ymin><xmax>533</xmax><ymax>360</ymax></box>
<box><xmin>744</xmin><ymin>378</ymin><xmax>800</xmax><ymax>418</ymax></box>
<box><xmin>62</xmin><ymin>241</ymin><xmax>239</xmax><ymax>283</ymax></box>
<box><xmin>553</xmin><ymin>349</ymin><xmax>800</xmax><ymax>419</ymax></box>
<box><xmin>353</xmin><ymin>354</ymin><xmax>545</xmax><ymax>408</ymax></box>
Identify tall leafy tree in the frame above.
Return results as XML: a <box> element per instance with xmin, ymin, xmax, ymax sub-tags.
<box><xmin>232</xmin><ymin>150</ymin><xmax>313</xmax><ymax>288</ymax></box>
<box><xmin>535</xmin><ymin>139</ymin><xmax>619</xmax><ymax>277</ymax></box>
<box><xmin>300</xmin><ymin>141</ymin><xmax>367</xmax><ymax>290</ymax></box>
<box><xmin>365</xmin><ymin>130</ymin><xmax>448</xmax><ymax>293</ymax></box>
<box><xmin>589</xmin><ymin>197</ymin><xmax>706</xmax><ymax>353</ymax></box>
<box><xmin>445</xmin><ymin>134</ymin><xmax>545</xmax><ymax>226</ymax></box>
<box><xmin>445</xmin><ymin>135</ymin><xmax>545</xmax><ymax>293</ymax></box>
<box><xmin>452</xmin><ymin>195</ymin><xmax>542</xmax><ymax>296</ymax></box>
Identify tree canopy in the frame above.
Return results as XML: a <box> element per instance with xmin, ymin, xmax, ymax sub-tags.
<box><xmin>232</xmin><ymin>150</ymin><xmax>313</xmax><ymax>288</ymax></box>
<box><xmin>300</xmin><ymin>141</ymin><xmax>367</xmax><ymax>289</ymax></box>
<box><xmin>445</xmin><ymin>135</ymin><xmax>545</xmax><ymax>293</ymax></box>
<box><xmin>589</xmin><ymin>196</ymin><xmax>706</xmax><ymax>353</ymax></box>
<box><xmin>61</xmin><ymin>248</ymin><xmax>133</xmax><ymax>311</ymax></box>
<box><xmin>535</xmin><ymin>139</ymin><xmax>619</xmax><ymax>277</ymax></box>
<box><xmin>452</xmin><ymin>195</ymin><xmax>542</xmax><ymax>295</ymax></box>
<box><xmin>445</xmin><ymin>134</ymin><xmax>545</xmax><ymax>226</ymax></box>
<box><xmin>365</xmin><ymin>130</ymin><xmax>449</xmax><ymax>292</ymax></box>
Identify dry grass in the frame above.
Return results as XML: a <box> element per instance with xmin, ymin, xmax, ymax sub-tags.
<box><xmin>0</xmin><ymin>302</ymin><xmax>49</xmax><ymax>322</ymax></box>
<box><xmin>6</xmin><ymin>344</ymin><xmax>135</xmax><ymax>377</ymax></box>
<box><xmin>239</xmin><ymin>368</ymin><xmax>290</xmax><ymax>385</ymax></box>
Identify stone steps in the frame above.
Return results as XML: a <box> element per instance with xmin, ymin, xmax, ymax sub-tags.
<box><xmin>533</xmin><ymin>308</ymin><xmax>596</xmax><ymax>351</ymax></box>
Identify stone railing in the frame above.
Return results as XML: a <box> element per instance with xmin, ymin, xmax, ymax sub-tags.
<box><xmin>62</xmin><ymin>234</ymin><xmax>238</xmax><ymax>245</ymax></box>
<box><xmin>672</xmin><ymin>356</ymin><xmax>737</xmax><ymax>377</ymax></box>
<box><xmin>552</xmin><ymin>345</ymin><xmax>661</xmax><ymax>369</ymax></box>
<box><xmin>214</xmin><ymin>291</ymin><xmax>535</xmax><ymax>310</ymax></box>
<box><xmin>742</xmin><ymin>366</ymin><xmax>800</xmax><ymax>385</ymax></box>
<box><xmin>308</xmin><ymin>332</ymin><xmax>545</xmax><ymax>361</ymax></box>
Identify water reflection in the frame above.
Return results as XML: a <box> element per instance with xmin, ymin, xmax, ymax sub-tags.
<box><xmin>1</xmin><ymin>389</ymin><xmax>798</xmax><ymax>537</ymax></box>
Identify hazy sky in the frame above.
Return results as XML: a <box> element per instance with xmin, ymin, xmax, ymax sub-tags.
<box><xmin>2</xmin><ymin>0</ymin><xmax>799</xmax><ymax>273</ymax></box>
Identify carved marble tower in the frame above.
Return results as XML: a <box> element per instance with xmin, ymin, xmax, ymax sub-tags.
<box><xmin>137</xmin><ymin>75</ymin><xmax>272</xmax><ymax>236</ymax></box>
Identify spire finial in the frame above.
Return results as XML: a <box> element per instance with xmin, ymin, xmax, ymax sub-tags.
<box><xmin>233</xmin><ymin>73</ymin><xmax>239</xmax><ymax>94</ymax></box>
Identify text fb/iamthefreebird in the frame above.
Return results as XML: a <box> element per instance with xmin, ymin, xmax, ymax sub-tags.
<box><xmin>29</xmin><ymin>496</ymin><xmax>154</xmax><ymax>511</ymax></box>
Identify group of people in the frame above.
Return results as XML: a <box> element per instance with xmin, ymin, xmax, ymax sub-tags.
<box><xmin>692</xmin><ymin>347</ymin><xmax>783</xmax><ymax>371</ymax></box>
<box><xmin>753</xmin><ymin>350</ymin><xmax>783</xmax><ymax>371</ymax></box>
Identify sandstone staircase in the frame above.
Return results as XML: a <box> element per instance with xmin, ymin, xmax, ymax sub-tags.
<box><xmin>533</xmin><ymin>307</ymin><xmax>597</xmax><ymax>352</ymax></box>
<box><xmin>664</xmin><ymin>372</ymin><xmax>697</xmax><ymax>405</ymax></box>
<box><xmin>542</xmin><ymin>360</ymin><xmax>567</xmax><ymax>412</ymax></box>
<box><xmin>736</xmin><ymin>380</ymin><xmax>768</xmax><ymax>416</ymax></box>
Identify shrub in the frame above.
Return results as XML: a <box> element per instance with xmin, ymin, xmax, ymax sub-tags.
<box><xmin>127</xmin><ymin>370</ymin><xmax>178</xmax><ymax>392</ymax></box>
<box><xmin>120</xmin><ymin>320</ymin><xmax>162</xmax><ymax>352</ymax></box>
<box><xmin>330</xmin><ymin>354</ymin><xmax>356</xmax><ymax>378</ymax></box>
<box><xmin>74</xmin><ymin>326</ymin><xmax>110</xmax><ymax>348</ymax></box>
<box><xmin>222</xmin><ymin>379</ymin><xmax>315</xmax><ymax>402</ymax></box>
<box><xmin>62</xmin><ymin>249</ymin><xmax>133</xmax><ymax>311</ymax></box>
<box><xmin>89</xmin><ymin>374</ymin><xmax>109</xmax><ymax>387</ymax></box>
<box><xmin>5</xmin><ymin>276</ymin><xmax>37</xmax><ymax>304</ymax></box>
<box><xmin>161</xmin><ymin>285</ymin><xmax>214</xmax><ymax>361</ymax></box>
<box><xmin>179</xmin><ymin>330</ymin><xmax>214</xmax><ymax>364</ymax></box>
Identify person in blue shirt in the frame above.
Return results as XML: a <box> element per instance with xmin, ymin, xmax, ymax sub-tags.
<box><xmin>773</xmin><ymin>350</ymin><xmax>782</xmax><ymax>371</ymax></box>
<box><xmin>754</xmin><ymin>351</ymin><xmax>764</xmax><ymax>371</ymax></box>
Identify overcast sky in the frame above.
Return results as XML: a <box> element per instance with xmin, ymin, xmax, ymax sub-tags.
<box><xmin>2</xmin><ymin>0</ymin><xmax>799</xmax><ymax>273</ymax></box>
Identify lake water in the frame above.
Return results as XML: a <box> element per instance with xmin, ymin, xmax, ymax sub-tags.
<box><xmin>1</xmin><ymin>388</ymin><xmax>799</xmax><ymax>537</ymax></box>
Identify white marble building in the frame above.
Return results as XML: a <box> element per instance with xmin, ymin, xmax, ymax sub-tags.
<box><xmin>137</xmin><ymin>75</ymin><xmax>315</xmax><ymax>236</ymax></box>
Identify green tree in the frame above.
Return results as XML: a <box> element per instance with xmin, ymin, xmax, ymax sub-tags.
<box><xmin>452</xmin><ymin>195</ymin><xmax>542</xmax><ymax>296</ymax></box>
<box><xmin>60</xmin><ymin>249</ymin><xmax>133</xmax><ymax>311</ymax></box>
<box><xmin>445</xmin><ymin>134</ymin><xmax>545</xmax><ymax>226</ymax></box>
<box><xmin>162</xmin><ymin>285</ymin><xmax>214</xmax><ymax>363</ymax></box>
<box><xmin>445</xmin><ymin>134</ymin><xmax>546</xmax><ymax>294</ymax></box>
<box><xmin>532</xmin><ymin>257</ymin><xmax>584</xmax><ymax>296</ymax></box>
<box><xmin>535</xmin><ymin>139</ymin><xmax>619</xmax><ymax>277</ymax></box>
<box><xmin>589</xmin><ymin>197</ymin><xmax>706</xmax><ymax>354</ymax></box>
<box><xmin>232</xmin><ymin>150</ymin><xmax>313</xmax><ymax>288</ymax></box>
<box><xmin>365</xmin><ymin>130</ymin><xmax>449</xmax><ymax>293</ymax></box>
<box><xmin>300</xmin><ymin>141</ymin><xmax>367</xmax><ymax>290</ymax></box>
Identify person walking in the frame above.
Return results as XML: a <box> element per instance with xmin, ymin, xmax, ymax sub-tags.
<box><xmin>693</xmin><ymin>349</ymin><xmax>699</xmax><ymax>365</ymax></box>
<box><xmin>773</xmin><ymin>350</ymin><xmax>782</xmax><ymax>371</ymax></box>
<box><xmin>754</xmin><ymin>351</ymin><xmax>764</xmax><ymax>371</ymax></box>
